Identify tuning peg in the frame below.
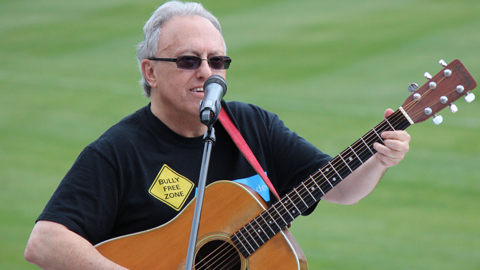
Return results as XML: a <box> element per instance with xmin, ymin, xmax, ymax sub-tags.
<box><xmin>433</xmin><ymin>114</ymin><xmax>443</xmax><ymax>125</ymax></box>
<box><xmin>429</xmin><ymin>82</ymin><xmax>437</xmax><ymax>89</ymax></box>
<box><xmin>465</xmin><ymin>92</ymin><xmax>475</xmax><ymax>103</ymax></box>
<box><xmin>424</xmin><ymin>107</ymin><xmax>432</xmax><ymax>115</ymax></box>
<box><xmin>444</xmin><ymin>69</ymin><xmax>452</xmax><ymax>77</ymax></box>
<box><xmin>408</xmin><ymin>83</ymin><xmax>419</xmax><ymax>93</ymax></box>
<box><xmin>456</xmin><ymin>85</ymin><xmax>465</xmax><ymax>93</ymax></box>
<box><xmin>424</xmin><ymin>72</ymin><xmax>433</xmax><ymax>80</ymax></box>
<box><xmin>439</xmin><ymin>59</ymin><xmax>448</xmax><ymax>67</ymax></box>
<box><xmin>440</xmin><ymin>96</ymin><xmax>448</xmax><ymax>104</ymax></box>
<box><xmin>449</xmin><ymin>103</ymin><xmax>458</xmax><ymax>113</ymax></box>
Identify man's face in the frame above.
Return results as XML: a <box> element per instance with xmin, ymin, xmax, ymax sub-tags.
<box><xmin>150</xmin><ymin>15</ymin><xmax>227</xmax><ymax>121</ymax></box>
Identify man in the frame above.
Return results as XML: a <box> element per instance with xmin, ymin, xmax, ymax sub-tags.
<box><xmin>25</xmin><ymin>1</ymin><xmax>410</xmax><ymax>269</ymax></box>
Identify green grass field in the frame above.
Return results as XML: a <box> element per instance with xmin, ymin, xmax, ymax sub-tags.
<box><xmin>1</xmin><ymin>0</ymin><xmax>479</xmax><ymax>269</ymax></box>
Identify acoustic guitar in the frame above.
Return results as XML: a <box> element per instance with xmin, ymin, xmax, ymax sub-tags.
<box><xmin>96</xmin><ymin>59</ymin><xmax>476</xmax><ymax>269</ymax></box>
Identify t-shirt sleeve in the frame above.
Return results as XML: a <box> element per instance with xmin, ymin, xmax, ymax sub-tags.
<box><xmin>37</xmin><ymin>146</ymin><xmax>120</xmax><ymax>245</ymax></box>
<box><xmin>265</xmin><ymin>112</ymin><xmax>332</xmax><ymax>215</ymax></box>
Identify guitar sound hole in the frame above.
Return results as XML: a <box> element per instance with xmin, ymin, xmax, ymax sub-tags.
<box><xmin>195</xmin><ymin>240</ymin><xmax>242</xmax><ymax>270</ymax></box>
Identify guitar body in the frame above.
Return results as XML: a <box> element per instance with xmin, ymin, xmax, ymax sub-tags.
<box><xmin>96</xmin><ymin>181</ymin><xmax>308</xmax><ymax>270</ymax></box>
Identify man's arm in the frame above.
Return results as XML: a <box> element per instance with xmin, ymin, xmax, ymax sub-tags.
<box><xmin>25</xmin><ymin>221</ymin><xmax>128</xmax><ymax>270</ymax></box>
<box><xmin>322</xmin><ymin>109</ymin><xmax>411</xmax><ymax>205</ymax></box>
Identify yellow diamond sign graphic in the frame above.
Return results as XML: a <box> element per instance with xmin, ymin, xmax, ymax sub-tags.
<box><xmin>149</xmin><ymin>164</ymin><xmax>194</xmax><ymax>211</ymax></box>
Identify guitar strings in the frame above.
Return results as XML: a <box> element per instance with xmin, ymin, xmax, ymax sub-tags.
<box><xmin>231</xmin><ymin>110</ymin><xmax>409</xmax><ymax>256</ymax></box>
<box><xmin>233</xmin><ymin>110</ymin><xmax>405</xmax><ymax>248</ymax></box>
<box><xmin>194</xmin><ymin>241</ymin><xmax>240</xmax><ymax>270</ymax></box>
<box><xmin>270</xmin><ymin>108</ymin><xmax>410</xmax><ymax>229</ymax></box>
<box><xmin>298</xmin><ymin>111</ymin><xmax>403</xmax><ymax>202</ymax></box>
<box><xmin>287</xmin><ymin>72</ymin><xmax>452</xmax><ymax>216</ymax></box>
<box><xmin>298</xmin><ymin>112</ymin><xmax>403</xmax><ymax>202</ymax></box>
<box><xmin>208</xmin><ymin>248</ymin><xmax>241</xmax><ymax>270</ymax></box>
<box><xmin>195</xmin><ymin>244</ymin><xmax>231</xmax><ymax>270</ymax></box>
<box><xmin>197</xmin><ymin>73</ymin><xmax>456</xmax><ymax>267</ymax></box>
<box><xmin>194</xmin><ymin>242</ymin><xmax>230</xmax><ymax>269</ymax></box>
<box><xmin>238</xmin><ymin>83</ymin><xmax>427</xmax><ymax>246</ymax></box>
<box><xmin>211</xmin><ymin>106</ymin><xmax>412</xmax><ymax>264</ymax></box>
<box><xmin>272</xmin><ymin>73</ymin><xmax>452</xmax><ymax>229</ymax></box>
<box><xmin>235</xmin><ymin>71</ymin><xmax>462</xmax><ymax>262</ymax></box>
<box><xmin>236</xmin><ymin>80</ymin><xmax>450</xmax><ymax>261</ymax></box>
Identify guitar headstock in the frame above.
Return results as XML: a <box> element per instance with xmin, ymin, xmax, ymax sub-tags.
<box><xmin>401</xmin><ymin>59</ymin><xmax>477</xmax><ymax>124</ymax></box>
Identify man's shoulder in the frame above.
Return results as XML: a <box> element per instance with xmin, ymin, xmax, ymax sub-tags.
<box><xmin>224</xmin><ymin>100</ymin><xmax>262</xmax><ymax>110</ymax></box>
<box><xmin>224</xmin><ymin>100</ymin><xmax>274</xmax><ymax>120</ymax></box>
<box><xmin>89</xmin><ymin>105</ymin><xmax>151</xmax><ymax>151</ymax></box>
<box><xmin>222</xmin><ymin>101</ymin><xmax>285</xmax><ymax>139</ymax></box>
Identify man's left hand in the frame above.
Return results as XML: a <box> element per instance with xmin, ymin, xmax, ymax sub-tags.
<box><xmin>373</xmin><ymin>109</ymin><xmax>411</xmax><ymax>168</ymax></box>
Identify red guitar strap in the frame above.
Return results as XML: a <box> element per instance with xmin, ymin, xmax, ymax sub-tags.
<box><xmin>218</xmin><ymin>108</ymin><xmax>281</xmax><ymax>200</ymax></box>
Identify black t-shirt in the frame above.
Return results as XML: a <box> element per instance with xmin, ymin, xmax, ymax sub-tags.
<box><xmin>38</xmin><ymin>101</ymin><xmax>331</xmax><ymax>245</ymax></box>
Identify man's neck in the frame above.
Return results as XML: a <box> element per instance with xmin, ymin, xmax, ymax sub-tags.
<box><xmin>150</xmin><ymin>103</ymin><xmax>207</xmax><ymax>138</ymax></box>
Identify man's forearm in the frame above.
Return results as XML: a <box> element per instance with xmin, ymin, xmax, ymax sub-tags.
<box><xmin>25</xmin><ymin>221</ymin><xmax>128</xmax><ymax>270</ymax></box>
<box><xmin>321</xmin><ymin>155</ymin><xmax>387</xmax><ymax>205</ymax></box>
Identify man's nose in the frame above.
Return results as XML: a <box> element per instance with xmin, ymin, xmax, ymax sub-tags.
<box><xmin>195</xmin><ymin>59</ymin><xmax>213</xmax><ymax>79</ymax></box>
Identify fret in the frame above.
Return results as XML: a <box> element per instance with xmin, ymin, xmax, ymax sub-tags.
<box><xmin>385</xmin><ymin>118</ymin><xmax>396</xmax><ymax>131</ymax></box>
<box><xmin>355</xmin><ymin>141</ymin><xmax>374</xmax><ymax>163</ymax></box>
<box><xmin>231</xmin><ymin>109</ymin><xmax>413</xmax><ymax>258</ymax></box>
<box><xmin>231</xmin><ymin>234</ymin><xmax>249</xmax><ymax>257</ymax></box>
<box><xmin>341</xmin><ymin>147</ymin><xmax>364</xmax><ymax>173</ymax></box>
<box><xmin>278</xmin><ymin>199</ymin><xmax>295</xmax><ymax>220</ymax></box>
<box><xmin>237</xmin><ymin>229</ymin><xmax>255</xmax><ymax>255</ymax></box>
<box><xmin>271</xmin><ymin>205</ymin><xmax>288</xmax><ymax>228</ymax></box>
<box><xmin>253</xmin><ymin>219</ymin><xmax>270</xmax><ymax>240</ymax></box>
<box><xmin>302</xmin><ymin>182</ymin><xmax>317</xmax><ymax>202</ymax></box>
<box><xmin>264</xmin><ymin>210</ymin><xmax>282</xmax><ymax>231</ymax></box>
<box><xmin>308</xmin><ymin>182</ymin><xmax>315</xmax><ymax>193</ymax></box>
<box><xmin>307</xmin><ymin>182</ymin><xmax>324</xmax><ymax>202</ymax></box>
<box><xmin>293</xmin><ymin>188</ymin><xmax>309</xmax><ymax>209</ymax></box>
<box><xmin>360</xmin><ymin>136</ymin><xmax>375</xmax><ymax>155</ymax></box>
<box><xmin>243</xmin><ymin>226</ymin><xmax>260</xmax><ymax>249</ymax></box>
<box><xmin>286</xmin><ymin>194</ymin><xmax>301</xmax><ymax>216</ymax></box>
<box><xmin>248</xmin><ymin>223</ymin><xmax>265</xmax><ymax>244</ymax></box>
<box><xmin>320</xmin><ymin>169</ymin><xmax>334</xmax><ymax>188</ymax></box>
<box><xmin>311</xmin><ymin>175</ymin><xmax>326</xmax><ymax>195</ymax></box>
<box><xmin>258</xmin><ymin>213</ymin><xmax>276</xmax><ymax>237</ymax></box>
<box><xmin>321</xmin><ymin>178</ymin><xmax>334</xmax><ymax>194</ymax></box>
<box><xmin>348</xmin><ymin>145</ymin><xmax>363</xmax><ymax>164</ymax></box>
<box><xmin>338</xmin><ymin>152</ymin><xmax>353</xmax><ymax>172</ymax></box>
<box><xmin>371</xmin><ymin>128</ymin><xmax>384</xmax><ymax>143</ymax></box>
<box><xmin>328</xmin><ymin>162</ymin><xmax>343</xmax><ymax>183</ymax></box>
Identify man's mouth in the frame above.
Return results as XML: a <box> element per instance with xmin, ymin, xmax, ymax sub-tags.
<box><xmin>190</xmin><ymin>87</ymin><xmax>204</xmax><ymax>92</ymax></box>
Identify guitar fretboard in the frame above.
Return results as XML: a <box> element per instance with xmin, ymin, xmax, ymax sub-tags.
<box><xmin>231</xmin><ymin>109</ymin><xmax>411</xmax><ymax>258</ymax></box>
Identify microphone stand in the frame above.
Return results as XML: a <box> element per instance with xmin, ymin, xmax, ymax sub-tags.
<box><xmin>184</xmin><ymin>111</ymin><xmax>217</xmax><ymax>270</ymax></box>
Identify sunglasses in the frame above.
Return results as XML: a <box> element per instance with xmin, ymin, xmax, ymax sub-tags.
<box><xmin>148</xmin><ymin>55</ymin><xmax>232</xmax><ymax>70</ymax></box>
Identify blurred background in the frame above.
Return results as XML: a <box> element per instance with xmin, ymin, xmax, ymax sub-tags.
<box><xmin>1</xmin><ymin>0</ymin><xmax>479</xmax><ymax>269</ymax></box>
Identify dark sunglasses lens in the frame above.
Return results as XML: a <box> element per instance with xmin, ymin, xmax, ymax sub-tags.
<box><xmin>222</xmin><ymin>57</ymin><xmax>231</xmax><ymax>69</ymax></box>
<box><xmin>177</xmin><ymin>56</ymin><xmax>201</xmax><ymax>70</ymax></box>
<box><xmin>208</xmin><ymin>57</ymin><xmax>225</xmax><ymax>70</ymax></box>
<box><xmin>210</xmin><ymin>56</ymin><xmax>231</xmax><ymax>70</ymax></box>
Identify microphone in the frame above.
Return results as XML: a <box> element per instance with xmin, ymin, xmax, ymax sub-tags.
<box><xmin>199</xmin><ymin>75</ymin><xmax>227</xmax><ymax>127</ymax></box>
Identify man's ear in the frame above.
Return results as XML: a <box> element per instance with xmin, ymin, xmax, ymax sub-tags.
<box><xmin>141</xmin><ymin>59</ymin><xmax>157</xmax><ymax>88</ymax></box>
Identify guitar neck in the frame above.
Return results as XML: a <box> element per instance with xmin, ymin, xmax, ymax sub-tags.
<box><xmin>232</xmin><ymin>109</ymin><xmax>412</xmax><ymax>258</ymax></box>
<box><xmin>233</xmin><ymin>59</ymin><xmax>478</xmax><ymax>258</ymax></box>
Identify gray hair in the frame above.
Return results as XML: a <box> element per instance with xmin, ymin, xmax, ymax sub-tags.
<box><xmin>136</xmin><ymin>1</ymin><xmax>226</xmax><ymax>98</ymax></box>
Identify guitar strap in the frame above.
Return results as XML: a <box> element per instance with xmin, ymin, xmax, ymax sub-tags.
<box><xmin>218</xmin><ymin>108</ymin><xmax>281</xmax><ymax>201</ymax></box>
